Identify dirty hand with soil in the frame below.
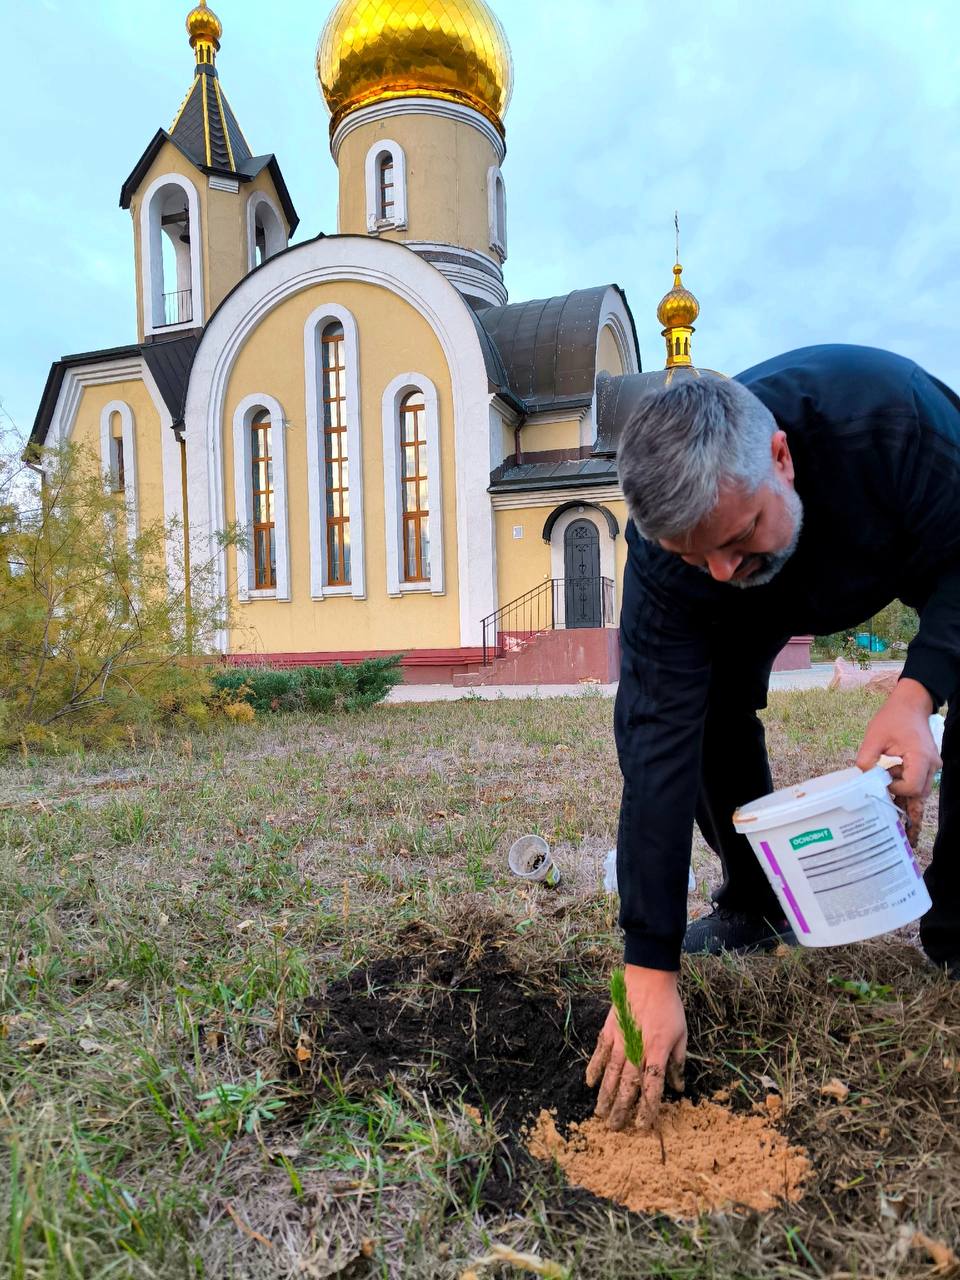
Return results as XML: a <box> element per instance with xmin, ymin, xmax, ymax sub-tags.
<box><xmin>586</xmin><ymin>965</ymin><xmax>686</xmax><ymax>1130</ymax></box>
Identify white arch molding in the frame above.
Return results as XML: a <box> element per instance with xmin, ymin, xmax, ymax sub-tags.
<box><xmin>487</xmin><ymin>165</ymin><xmax>507</xmax><ymax>261</ymax></box>
<box><xmin>303</xmin><ymin>303</ymin><xmax>366</xmax><ymax>601</ymax></box>
<box><xmin>232</xmin><ymin>394</ymin><xmax>291</xmax><ymax>602</ymax></box>
<box><xmin>246</xmin><ymin>192</ymin><xmax>288</xmax><ymax>272</ymax></box>
<box><xmin>99</xmin><ymin>400</ymin><xmax>139</xmax><ymax>543</ymax></box>
<box><xmin>382</xmin><ymin>372</ymin><xmax>444</xmax><ymax>598</ymax></box>
<box><xmin>182</xmin><ymin>235</ymin><xmax>497</xmax><ymax>650</ymax></box>
<box><xmin>140</xmin><ymin>172</ymin><xmax>204</xmax><ymax>336</ymax></box>
<box><xmin>549</xmin><ymin>505</ymin><xmax>617</xmax><ymax>629</ymax></box>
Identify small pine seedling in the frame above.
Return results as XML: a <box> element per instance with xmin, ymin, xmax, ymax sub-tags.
<box><xmin>610</xmin><ymin>967</ymin><xmax>645</xmax><ymax>1067</ymax></box>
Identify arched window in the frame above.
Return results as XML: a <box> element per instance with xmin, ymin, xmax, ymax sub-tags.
<box><xmin>684</xmin><ymin>337</ymin><xmax>690</xmax><ymax>355</ymax></box>
<box><xmin>250</xmin><ymin>411</ymin><xmax>276</xmax><ymax>591</ymax></box>
<box><xmin>382</xmin><ymin>374</ymin><xmax>444</xmax><ymax>597</ymax></box>
<box><xmin>141</xmin><ymin>174</ymin><xmax>203</xmax><ymax>335</ymax></box>
<box><xmin>100</xmin><ymin>401</ymin><xmax>138</xmax><ymax>544</ymax></box>
<box><xmin>248</xmin><ymin>194</ymin><xmax>287</xmax><ymax>271</ymax></box>
<box><xmin>400</xmin><ymin>392</ymin><xmax>430</xmax><ymax>583</ymax></box>
<box><xmin>232</xmin><ymin>396</ymin><xmax>291</xmax><ymax>601</ymax></box>
<box><xmin>365</xmin><ymin>141</ymin><xmax>407</xmax><ymax>232</ymax></box>
<box><xmin>379</xmin><ymin>154</ymin><xmax>395</xmax><ymax>222</ymax></box>
<box><xmin>488</xmin><ymin>166</ymin><xmax>507</xmax><ymax>259</ymax></box>
<box><xmin>675</xmin><ymin>336</ymin><xmax>682</xmax><ymax>356</ymax></box>
<box><xmin>322</xmin><ymin>322</ymin><xmax>350</xmax><ymax>587</ymax></box>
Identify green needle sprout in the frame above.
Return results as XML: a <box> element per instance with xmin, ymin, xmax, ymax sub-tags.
<box><xmin>610</xmin><ymin>967</ymin><xmax>645</xmax><ymax>1068</ymax></box>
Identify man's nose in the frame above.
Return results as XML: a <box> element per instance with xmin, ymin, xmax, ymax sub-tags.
<box><xmin>705</xmin><ymin>551</ymin><xmax>743</xmax><ymax>582</ymax></box>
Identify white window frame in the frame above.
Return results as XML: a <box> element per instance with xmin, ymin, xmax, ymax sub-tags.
<box><xmin>382</xmin><ymin>372</ymin><xmax>444</xmax><ymax>598</ymax></box>
<box><xmin>232</xmin><ymin>394</ymin><xmax>291</xmax><ymax>603</ymax></box>
<box><xmin>303</xmin><ymin>305</ymin><xmax>365</xmax><ymax>601</ymax></box>
<box><xmin>365</xmin><ymin>140</ymin><xmax>408</xmax><ymax>233</ymax></box>
<box><xmin>246</xmin><ymin>192</ymin><xmax>288</xmax><ymax>272</ymax></box>
<box><xmin>487</xmin><ymin>165</ymin><xmax>507</xmax><ymax>261</ymax></box>
<box><xmin>99</xmin><ymin>400</ymin><xmax>138</xmax><ymax>543</ymax></box>
<box><xmin>140</xmin><ymin>172</ymin><xmax>204</xmax><ymax>336</ymax></box>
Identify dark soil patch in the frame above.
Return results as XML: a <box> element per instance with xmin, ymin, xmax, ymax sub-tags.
<box><xmin>289</xmin><ymin>920</ymin><xmax>960</xmax><ymax>1274</ymax></box>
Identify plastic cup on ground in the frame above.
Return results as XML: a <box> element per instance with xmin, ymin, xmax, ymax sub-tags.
<box><xmin>509</xmin><ymin>835</ymin><xmax>561</xmax><ymax>887</ymax></box>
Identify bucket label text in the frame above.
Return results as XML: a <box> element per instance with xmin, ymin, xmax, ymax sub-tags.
<box><xmin>790</xmin><ymin>827</ymin><xmax>834</xmax><ymax>851</ymax></box>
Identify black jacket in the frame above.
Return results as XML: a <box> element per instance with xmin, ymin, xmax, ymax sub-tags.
<box><xmin>614</xmin><ymin>344</ymin><xmax>960</xmax><ymax>970</ymax></box>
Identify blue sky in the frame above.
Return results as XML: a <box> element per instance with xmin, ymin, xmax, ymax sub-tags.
<box><xmin>2</xmin><ymin>0</ymin><xmax>959</xmax><ymax>440</ymax></box>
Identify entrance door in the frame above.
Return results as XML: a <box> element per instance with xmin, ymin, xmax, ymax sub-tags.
<box><xmin>564</xmin><ymin>519</ymin><xmax>601</xmax><ymax>628</ymax></box>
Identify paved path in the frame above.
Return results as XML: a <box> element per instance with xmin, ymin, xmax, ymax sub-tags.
<box><xmin>386</xmin><ymin>660</ymin><xmax>905</xmax><ymax>704</ymax></box>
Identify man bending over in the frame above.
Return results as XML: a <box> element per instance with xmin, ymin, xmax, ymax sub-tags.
<box><xmin>588</xmin><ymin>344</ymin><xmax>957</xmax><ymax>1131</ymax></box>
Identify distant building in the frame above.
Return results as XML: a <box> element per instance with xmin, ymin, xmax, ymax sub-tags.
<box><xmin>34</xmin><ymin>1</ymin><xmax>793</xmax><ymax>684</ymax></box>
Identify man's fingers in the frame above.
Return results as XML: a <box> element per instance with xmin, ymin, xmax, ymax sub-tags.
<box><xmin>607</xmin><ymin>1061</ymin><xmax>642</xmax><ymax>1132</ymax></box>
<box><xmin>585</xmin><ymin>1030</ymin><xmax>612</xmax><ymax>1089</ymax></box>
<box><xmin>594</xmin><ymin>1051</ymin><xmax>625</xmax><ymax>1120</ymax></box>
<box><xmin>636</xmin><ymin>1062</ymin><xmax>667</xmax><ymax>1132</ymax></box>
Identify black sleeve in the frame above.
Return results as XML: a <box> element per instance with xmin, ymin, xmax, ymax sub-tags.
<box><xmin>899</xmin><ymin>371</ymin><xmax>960</xmax><ymax>708</ymax></box>
<box><xmin>614</xmin><ymin>527</ymin><xmax>712</xmax><ymax>970</ymax></box>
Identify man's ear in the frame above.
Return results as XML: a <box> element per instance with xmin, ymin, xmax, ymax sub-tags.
<box><xmin>771</xmin><ymin>430</ymin><xmax>795</xmax><ymax>485</ymax></box>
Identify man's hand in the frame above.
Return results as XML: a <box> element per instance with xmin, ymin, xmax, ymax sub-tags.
<box><xmin>585</xmin><ymin>965</ymin><xmax>686</xmax><ymax>1132</ymax></box>
<box><xmin>856</xmin><ymin>678</ymin><xmax>940</xmax><ymax>847</ymax></box>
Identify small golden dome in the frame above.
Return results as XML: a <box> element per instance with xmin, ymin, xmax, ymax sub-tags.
<box><xmin>186</xmin><ymin>0</ymin><xmax>222</xmax><ymax>51</ymax></box>
<box><xmin>318</xmin><ymin>0</ymin><xmax>514</xmax><ymax>135</ymax></box>
<box><xmin>657</xmin><ymin>263</ymin><xmax>700</xmax><ymax>329</ymax></box>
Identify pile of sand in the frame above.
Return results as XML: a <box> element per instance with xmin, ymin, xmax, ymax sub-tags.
<box><xmin>526</xmin><ymin>1097</ymin><xmax>810</xmax><ymax>1219</ymax></box>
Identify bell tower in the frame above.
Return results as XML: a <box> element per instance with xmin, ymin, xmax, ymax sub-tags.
<box><xmin>317</xmin><ymin>0</ymin><xmax>513</xmax><ymax>308</ymax></box>
<box><xmin>120</xmin><ymin>1</ymin><xmax>299</xmax><ymax>342</ymax></box>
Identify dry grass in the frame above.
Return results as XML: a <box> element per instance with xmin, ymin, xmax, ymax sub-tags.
<box><xmin>0</xmin><ymin>689</ymin><xmax>956</xmax><ymax>1278</ymax></box>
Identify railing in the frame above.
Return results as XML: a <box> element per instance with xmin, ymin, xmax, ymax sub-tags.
<box><xmin>161</xmin><ymin>289</ymin><xmax>193</xmax><ymax>327</ymax></box>
<box><xmin>481</xmin><ymin>576</ymin><xmax>616</xmax><ymax>666</ymax></box>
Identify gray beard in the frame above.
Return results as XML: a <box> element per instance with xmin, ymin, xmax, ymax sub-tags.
<box><xmin>728</xmin><ymin>487</ymin><xmax>805</xmax><ymax>589</ymax></box>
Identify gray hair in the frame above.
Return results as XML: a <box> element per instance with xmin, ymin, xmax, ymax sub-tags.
<box><xmin>616</xmin><ymin>373</ymin><xmax>779</xmax><ymax>541</ymax></box>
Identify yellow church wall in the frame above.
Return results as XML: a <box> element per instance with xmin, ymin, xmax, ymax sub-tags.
<box><xmin>221</xmin><ymin>280</ymin><xmax>462</xmax><ymax>655</ymax></box>
<box><xmin>66</xmin><ymin>379</ymin><xmax>167</xmax><ymax>534</ymax></box>
<box><xmin>597</xmin><ymin>325</ymin><xmax>625</xmax><ymax>376</ymax></box>
<box><xmin>494</xmin><ymin>510</ymin><xmax>551</xmax><ymax>606</ymax></box>
<box><xmin>519</xmin><ymin>415</ymin><xmax>583</xmax><ymax>454</ymax></box>
<box><xmin>337</xmin><ymin>113</ymin><xmax>501</xmax><ymax>265</ymax></box>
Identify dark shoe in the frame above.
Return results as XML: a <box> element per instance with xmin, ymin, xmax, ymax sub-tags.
<box><xmin>682</xmin><ymin>907</ymin><xmax>796</xmax><ymax>957</ymax></box>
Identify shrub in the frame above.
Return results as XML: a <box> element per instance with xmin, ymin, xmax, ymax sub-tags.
<box><xmin>0</xmin><ymin>439</ymin><xmax>238</xmax><ymax>749</ymax></box>
<box><xmin>212</xmin><ymin>655</ymin><xmax>405</xmax><ymax>717</ymax></box>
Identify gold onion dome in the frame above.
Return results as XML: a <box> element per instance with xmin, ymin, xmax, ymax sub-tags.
<box><xmin>186</xmin><ymin>0</ymin><xmax>223</xmax><ymax>51</ymax></box>
<box><xmin>657</xmin><ymin>263</ymin><xmax>700</xmax><ymax>329</ymax></box>
<box><xmin>317</xmin><ymin>0</ymin><xmax>514</xmax><ymax>135</ymax></box>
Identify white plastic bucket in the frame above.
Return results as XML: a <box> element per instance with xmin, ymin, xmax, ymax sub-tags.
<box><xmin>508</xmin><ymin>835</ymin><xmax>561</xmax><ymax>887</ymax></box>
<box><xmin>733</xmin><ymin>766</ymin><xmax>931</xmax><ymax>947</ymax></box>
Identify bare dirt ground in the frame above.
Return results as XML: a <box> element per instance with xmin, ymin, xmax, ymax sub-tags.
<box><xmin>1</xmin><ymin>689</ymin><xmax>957</xmax><ymax>1278</ymax></box>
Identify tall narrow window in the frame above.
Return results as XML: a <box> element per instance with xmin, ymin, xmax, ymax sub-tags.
<box><xmin>251</xmin><ymin>411</ymin><xmax>276</xmax><ymax>590</ymax></box>
<box><xmin>115</xmin><ymin>438</ymin><xmax>126</xmax><ymax>493</ymax></box>
<box><xmin>322</xmin><ymin>322</ymin><xmax>351</xmax><ymax>586</ymax></box>
<box><xmin>378</xmin><ymin>154</ymin><xmax>395</xmax><ymax>222</ymax></box>
<box><xmin>400</xmin><ymin>392</ymin><xmax>430</xmax><ymax>583</ymax></box>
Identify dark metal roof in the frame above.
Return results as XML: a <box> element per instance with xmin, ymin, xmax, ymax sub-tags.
<box><xmin>488</xmin><ymin>455</ymin><xmax>619</xmax><ymax>494</ymax></box>
<box><xmin>31</xmin><ymin>335</ymin><xmax>200</xmax><ymax>447</ymax></box>
<box><xmin>594</xmin><ymin>367</ymin><xmax>713</xmax><ymax>458</ymax></box>
<box><xmin>476</xmin><ymin>287</ymin><xmax>634</xmax><ymax>413</ymax></box>
<box><xmin>170</xmin><ymin>66</ymin><xmax>252</xmax><ymax>175</ymax></box>
<box><xmin>142</xmin><ymin>334</ymin><xmax>200</xmax><ymax>424</ymax></box>
<box><xmin>119</xmin><ymin>70</ymin><xmax>299</xmax><ymax>234</ymax></box>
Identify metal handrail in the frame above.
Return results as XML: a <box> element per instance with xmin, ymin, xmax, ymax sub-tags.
<box><xmin>161</xmin><ymin>289</ymin><xmax>193</xmax><ymax>327</ymax></box>
<box><xmin>481</xmin><ymin>576</ymin><xmax>616</xmax><ymax>666</ymax></box>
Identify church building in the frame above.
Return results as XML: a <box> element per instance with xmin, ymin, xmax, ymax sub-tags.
<box><xmin>31</xmin><ymin>0</ymin><xmax>764</xmax><ymax>685</ymax></box>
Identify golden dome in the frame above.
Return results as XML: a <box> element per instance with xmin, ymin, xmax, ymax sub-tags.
<box><xmin>657</xmin><ymin>263</ymin><xmax>700</xmax><ymax>329</ymax></box>
<box><xmin>186</xmin><ymin>0</ymin><xmax>222</xmax><ymax>51</ymax></box>
<box><xmin>317</xmin><ymin>0</ymin><xmax>514</xmax><ymax>135</ymax></box>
